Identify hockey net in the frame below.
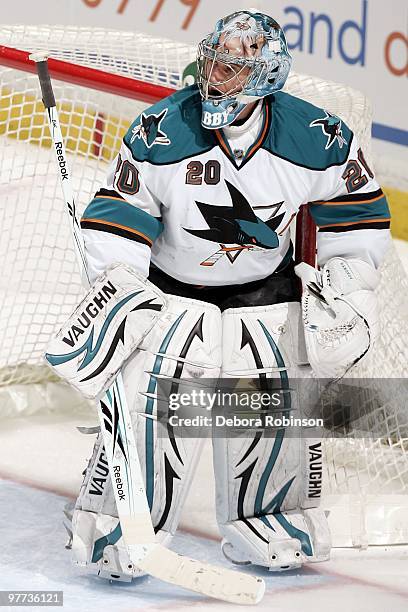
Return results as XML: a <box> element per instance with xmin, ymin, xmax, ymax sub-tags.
<box><xmin>0</xmin><ymin>25</ymin><xmax>407</xmax><ymax>548</ymax></box>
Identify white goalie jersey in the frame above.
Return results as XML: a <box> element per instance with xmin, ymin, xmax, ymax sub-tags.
<box><xmin>81</xmin><ymin>85</ymin><xmax>391</xmax><ymax>286</ymax></box>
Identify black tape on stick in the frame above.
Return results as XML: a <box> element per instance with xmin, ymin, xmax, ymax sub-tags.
<box><xmin>36</xmin><ymin>60</ymin><xmax>56</xmax><ymax>109</ymax></box>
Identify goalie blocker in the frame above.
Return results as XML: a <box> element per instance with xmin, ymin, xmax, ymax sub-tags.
<box><xmin>45</xmin><ymin>264</ymin><xmax>166</xmax><ymax>398</ymax></box>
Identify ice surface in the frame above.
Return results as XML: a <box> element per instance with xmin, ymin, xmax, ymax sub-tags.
<box><xmin>1</xmin><ymin>479</ymin><xmax>408</xmax><ymax>612</ymax></box>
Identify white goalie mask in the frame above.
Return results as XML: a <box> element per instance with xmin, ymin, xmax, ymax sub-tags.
<box><xmin>197</xmin><ymin>9</ymin><xmax>292</xmax><ymax>129</ymax></box>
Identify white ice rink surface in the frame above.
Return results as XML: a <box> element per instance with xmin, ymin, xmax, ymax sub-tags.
<box><xmin>1</xmin><ymin>478</ymin><xmax>408</xmax><ymax>612</ymax></box>
<box><xmin>1</xmin><ymin>240</ymin><xmax>408</xmax><ymax>611</ymax></box>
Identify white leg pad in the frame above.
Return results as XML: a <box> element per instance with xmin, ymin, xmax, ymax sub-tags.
<box><xmin>72</xmin><ymin>509</ymin><xmax>172</xmax><ymax>581</ymax></box>
<box><xmin>221</xmin><ymin>507</ymin><xmax>330</xmax><ymax>570</ymax></box>
<box><xmin>71</xmin><ymin>293</ymin><xmax>222</xmax><ymax>580</ymax></box>
<box><xmin>214</xmin><ymin>302</ymin><xmax>331</xmax><ymax>570</ymax></box>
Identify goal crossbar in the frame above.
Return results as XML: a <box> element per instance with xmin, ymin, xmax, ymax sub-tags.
<box><xmin>0</xmin><ymin>44</ymin><xmax>175</xmax><ymax>103</ymax></box>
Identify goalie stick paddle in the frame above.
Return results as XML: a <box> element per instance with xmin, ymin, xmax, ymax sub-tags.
<box><xmin>31</xmin><ymin>52</ymin><xmax>265</xmax><ymax>605</ymax></box>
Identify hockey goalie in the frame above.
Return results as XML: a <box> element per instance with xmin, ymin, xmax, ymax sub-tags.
<box><xmin>46</xmin><ymin>9</ymin><xmax>391</xmax><ymax>580</ymax></box>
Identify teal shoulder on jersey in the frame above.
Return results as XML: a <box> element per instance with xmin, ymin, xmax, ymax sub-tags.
<box><xmin>264</xmin><ymin>91</ymin><xmax>353</xmax><ymax>170</ymax></box>
<box><xmin>123</xmin><ymin>85</ymin><xmax>353</xmax><ymax>170</ymax></box>
<box><xmin>123</xmin><ymin>85</ymin><xmax>215</xmax><ymax>164</ymax></box>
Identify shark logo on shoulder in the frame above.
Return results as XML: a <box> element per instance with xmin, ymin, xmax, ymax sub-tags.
<box><xmin>130</xmin><ymin>109</ymin><xmax>171</xmax><ymax>148</ymax></box>
<box><xmin>309</xmin><ymin>111</ymin><xmax>347</xmax><ymax>150</ymax></box>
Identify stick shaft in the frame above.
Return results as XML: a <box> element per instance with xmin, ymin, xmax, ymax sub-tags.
<box><xmin>34</xmin><ymin>58</ymin><xmax>156</xmax><ymax>563</ymax></box>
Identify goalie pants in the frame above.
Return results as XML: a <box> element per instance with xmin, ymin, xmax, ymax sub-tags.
<box><xmin>73</xmin><ymin>259</ymin><xmax>330</xmax><ymax>575</ymax></box>
<box><xmin>148</xmin><ymin>257</ymin><xmax>301</xmax><ymax>311</ymax></box>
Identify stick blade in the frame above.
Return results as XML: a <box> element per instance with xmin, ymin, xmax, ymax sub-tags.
<box><xmin>139</xmin><ymin>545</ymin><xmax>265</xmax><ymax>605</ymax></box>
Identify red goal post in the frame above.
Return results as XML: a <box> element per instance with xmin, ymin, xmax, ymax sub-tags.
<box><xmin>0</xmin><ymin>44</ymin><xmax>175</xmax><ymax>104</ymax></box>
<box><xmin>0</xmin><ymin>25</ymin><xmax>407</xmax><ymax>549</ymax></box>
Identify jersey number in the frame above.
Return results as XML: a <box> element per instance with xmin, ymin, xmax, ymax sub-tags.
<box><xmin>342</xmin><ymin>148</ymin><xmax>374</xmax><ymax>193</ymax></box>
<box><xmin>115</xmin><ymin>155</ymin><xmax>140</xmax><ymax>195</ymax></box>
<box><xmin>186</xmin><ymin>160</ymin><xmax>221</xmax><ymax>185</ymax></box>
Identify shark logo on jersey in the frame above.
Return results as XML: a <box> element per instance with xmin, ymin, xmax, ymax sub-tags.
<box><xmin>130</xmin><ymin>109</ymin><xmax>170</xmax><ymax>148</ymax></box>
<box><xmin>184</xmin><ymin>181</ymin><xmax>285</xmax><ymax>266</ymax></box>
<box><xmin>309</xmin><ymin>111</ymin><xmax>347</xmax><ymax>150</ymax></box>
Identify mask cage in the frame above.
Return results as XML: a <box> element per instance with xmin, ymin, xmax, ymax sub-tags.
<box><xmin>197</xmin><ymin>40</ymin><xmax>268</xmax><ymax>101</ymax></box>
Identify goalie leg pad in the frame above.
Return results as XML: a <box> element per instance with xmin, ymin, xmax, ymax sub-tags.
<box><xmin>71</xmin><ymin>294</ymin><xmax>222</xmax><ymax>580</ymax></box>
<box><xmin>214</xmin><ymin>303</ymin><xmax>331</xmax><ymax>571</ymax></box>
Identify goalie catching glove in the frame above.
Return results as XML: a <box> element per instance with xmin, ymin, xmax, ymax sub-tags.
<box><xmin>295</xmin><ymin>257</ymin><xmax>380</xmax><ymax>379</ymax></box>
<box><xmin>44</xmin><ymin>264</ymin><xmax>166</xmax><ymax>398</ymax></box>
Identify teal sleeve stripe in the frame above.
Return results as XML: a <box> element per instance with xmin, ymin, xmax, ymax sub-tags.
<box><xmin>82</xmin><ymin>197</ymin><xmax>163</xmax><ymax>242</ymax></box>
<box><xmin>309</xmin><ymin>195</ymin><xmax>390</xmax><ymax>227</ymax></box>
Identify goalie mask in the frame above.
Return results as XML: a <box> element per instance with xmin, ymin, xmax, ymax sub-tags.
<box><xmin>197</xmin><ymin>10</ymin><xmax>292</xmax><ymax>129</ymax></box>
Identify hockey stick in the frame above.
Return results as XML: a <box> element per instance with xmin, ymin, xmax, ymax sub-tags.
<box><xmin>31</xmin><ymin>53</ymin><xmax>265</xmax><ymax>605</ymax></box>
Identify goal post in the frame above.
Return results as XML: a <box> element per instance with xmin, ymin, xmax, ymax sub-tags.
<box><xmin>0</xmin><ymin>43</ymin><xmax>176</xmax><ymax>103</ymax></box>
<box><xmin>0</xmin><ymin>24</ymin><xmax>407</xmax><ymax>549</ymax></box>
